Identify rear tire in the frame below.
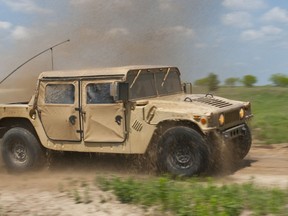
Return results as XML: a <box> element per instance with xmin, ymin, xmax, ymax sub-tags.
<box><xmin>1</xmin><ymin>127</ymin><xmax>44</xmax><ymax>173</ymax></box>
<box><xmin>158</xmin><ymin>126</ymin><xmax>208</xmax><ymax>176</ymax></box>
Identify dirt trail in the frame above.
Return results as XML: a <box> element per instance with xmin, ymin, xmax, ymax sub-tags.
<box><xmin>226</xmin><ymin>144</ymin><xmax>288</xmax><ymax>188</ymax></box>
<box><xmin>0</xmin><ymin>144</ymin><xmax>287</xmax><ymax>215</ymax></box>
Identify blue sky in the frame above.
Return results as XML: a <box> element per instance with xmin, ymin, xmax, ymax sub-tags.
<box><xmin>0</xmin><ymin>0</ymin><xmax>288</xmax><ymax>87</ymax></box>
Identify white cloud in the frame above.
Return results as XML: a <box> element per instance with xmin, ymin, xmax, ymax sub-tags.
<box><xmin>70</xmin><ymin>0</ymin><xmax>132</xmax><ymax>7</ymax></box>
<box><xmin>69</xmin><ymin>0</ymin><xmax>93</xmax><ymax>5</ymax></box>
<box><xmin>11</xmin><ymin>26</ymin><xmax>30</xmax><ymax>40</ymax></box>
<box><xmin>158</xmin><ymin>0</ymin><xmax>174</xmax><ymax>11</ymax></box>
<box><xmin>262</xmin><ymin>7</ymin><xmax>288</xmax><ymax>23</ymax></box>
<box><xmin>0</xmin><ymin>21</ymin><xmax>12</xmax><ymax>30</ymax></box>
<box><xmin>222</xmin><ymin>12</ymin><xmax>253</xmax><ymax>28</ymax></box>
<box><xmin>194</xmin><ymin>43</ymin><xmax>208</xmax><ymax>48</ymax></box>
<box><xmin>106</xmin><ymin>28</ymin><xmax>129</xmax><ymax>37</ymax></box>
<box><xmin>2</xmin><ymin>0</ymin><xmax>51</xmax><ymax>14</ymax></box>
<box><xmin>241</xmin><ymin>25</ymin><xmax>283</xmax><ymax>41</ymax></box>
<box><xmin>158</xmin><ymin>26</ymin><xmax>194</xmax><ymax>38</ymax></box>
<box><xmin>222</xmin><ymin>0</ymin><xmax>266</xmax><ymax>10</ymax></box>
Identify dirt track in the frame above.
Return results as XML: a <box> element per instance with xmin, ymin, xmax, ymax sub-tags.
<box><xmin>0</xmin><ymin>143</ymin><xmax>287</xmax><ymax>215</ymax></box>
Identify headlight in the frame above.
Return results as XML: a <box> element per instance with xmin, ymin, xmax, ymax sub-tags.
<box><xmin>239</xmin><ymin>108</ymin><xmax>245</xmax><ymax>119</ymax></box>
<box><xmin>218</xmin><ymin>114</ymin><xmax>225</xmax><ymax>126</ymax></box>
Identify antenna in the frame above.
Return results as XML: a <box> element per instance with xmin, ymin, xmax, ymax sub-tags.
<box><xmin>0</xmin><ymin>39</ymin><xmax>70</xmax><ymax>85</ymax></box>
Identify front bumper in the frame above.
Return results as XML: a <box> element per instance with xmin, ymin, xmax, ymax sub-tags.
<box><xmin>222</xmin><ymin>124</ymin><xmax>247</xmax><ymax>139</ymax></box>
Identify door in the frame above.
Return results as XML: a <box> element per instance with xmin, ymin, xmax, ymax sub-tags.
<box><xmin>37</xmin><ymin>80</ymin><xmax>81</xmax><ymax>141</ymax></box>
<box><xmin>81</xmin><ymin>81</ymin><xmax>126</xmax><ymax>142</ymax></box>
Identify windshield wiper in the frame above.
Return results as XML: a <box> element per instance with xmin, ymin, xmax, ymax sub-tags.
<box><xmin>130</xmin><ymin>69</ymin><xmax>142</xmax><ymax>88</ymax></box>
<box><xmin>161</xmin><ymin>68</ymin><xmax>171</xmax><ymax>87</ymax></box>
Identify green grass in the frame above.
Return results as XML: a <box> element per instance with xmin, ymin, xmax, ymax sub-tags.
<box><xmin>193</xmin><ymin>86</ymin><xmax>288</xmax><ymax>144</ymax></box>
<box><xmin>96</xmin><ymin>176</ymin><xmax>288</xmax><ymax>216</ymax></box>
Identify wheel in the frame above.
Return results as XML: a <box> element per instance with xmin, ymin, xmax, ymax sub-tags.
<box><xmin>157</xmin><ymin>126</ymin><xmax>208</xmax><ymax>176</ymax></box>
<box><xmin>234</xmin><ymin>124</ymin><xmax>252</xmax><ymax>160</ymax></box>
<box><xmin>230</xmin><ymin>124</ymin><xmax>252</xmax><ymax>160</ymax></box>
<box><xmin>1</xmin><ymin>127</ymin><xmax>44</xmax><ymax>172</ymax></box>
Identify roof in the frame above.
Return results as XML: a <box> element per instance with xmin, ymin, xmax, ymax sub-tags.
<box><xmin>39</xmin><ymin>65</ymin><xmax>176</xmax><ymax>80</ymax></box>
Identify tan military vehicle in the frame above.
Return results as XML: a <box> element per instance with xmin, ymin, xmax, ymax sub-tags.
<box><xmin>0</xmin><ymin>66</ymin><xmax>253</xmax><ymax>176</ymax></box>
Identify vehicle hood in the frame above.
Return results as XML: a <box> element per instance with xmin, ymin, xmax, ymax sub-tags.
<box><xmin>136</xmin><ymin>93</ymin><xmax>248</xmax><ymax>124</ymax></box>
<box><xmin>146</xmin><ymin>93</ymin><xmax>245</xmax><ymax>112</ymax></box>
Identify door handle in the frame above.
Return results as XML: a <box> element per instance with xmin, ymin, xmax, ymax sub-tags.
<box><xmin>69</xmin><ymin>115</ymin><xmax>77</xmax><ymax>125</ymax></box>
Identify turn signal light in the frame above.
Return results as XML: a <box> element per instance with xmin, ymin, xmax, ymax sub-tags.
<box><xmin>219</xmin><ymin>114</ymin><xmax>225</xmax><ymax>126</ymax></box>
<box><xmin>239</xmin><ymin>108</ymin><xmax>245</xmax><ymax>119</ymax></box>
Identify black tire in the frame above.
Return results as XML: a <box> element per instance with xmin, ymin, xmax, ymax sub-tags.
<box><xmin>1</xmin><ymin>127</ymin><xmax>44</xmax><ymax>172</ymax></box>
<box><xmin>230</xmin><ymin>124</ymin><xmax>252</xmax><ymax>160</ymax></box>
<box><xmin>157</xmin><ymin>126</ymin><xmax>208</xmax><ymax>176</ymax></box>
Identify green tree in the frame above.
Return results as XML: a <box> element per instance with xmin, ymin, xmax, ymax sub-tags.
<box><xmin>224</xmin><ymin>77</ymin><xmax>239</xmax><ymax>87</ymax></box>
<box><xmin>242</xmin><ymin>75</ymin><xmax>257</xmax><ymax>87</ymax></box>
<box><xmin>270</xmin><ymin>74</ymin><xmax>288</xmax><ymax>87</ymax></box>
<box><xmin>194</xmin><ymin>73</ymin><xmax>220</xmax><ymax>91</ymax></box>
<box><xmin>195</xmin><ymin>77</ymin><xmax>209</xmax><ymax>86</ymax></box>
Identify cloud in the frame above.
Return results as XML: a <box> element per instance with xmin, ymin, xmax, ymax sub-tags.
<box><xmin>222</xmin><ymin>12</ymin><xmax>253</xmax><ymax>28</ymax></box>
<box><xmin>0</xmin><ymin>21</ymin><xmax>12</xmax><ymax>30</ymax></box>
<box><xmin>70</xmin><ymin>0</ymin><xmax>93</xmax><ymax>6</ymax></box>
<box><xmin>222</xmin><ymin>0</ymin><xmax>266</xmax><ymax>10</ymax></box>
<box><xmin>0</xmin><ymin>21</ymin><xmax>31</xmax><ymax>41</ymax></box>
<box><xmin>69</xmin><ymin>0</ymin><xmax>132</xmax><ymax>8</ymax></box>
<box><xmin>11</xmin><ymin>26</ymin><xmax>30</xmax><ymax>40</ymax></box>
<box><xmin>262</xmin><ymin>7</ymin><xmax>288</xmax><ymax>23</ymax></box>
<box><xmin>69</xmin><ymin>0</ymin><xmax>94</xmax><ymax>5</ymax></box>
<box><xmin>158</xmin><ymin>0</ymin><xmax>174</xmax><ymax>11</ymax></box>
<box><xmin>157</xmin><ymin>26</ymin><xmax>195</xmax><ymax>38</ymax></box>
<box><xmin>241</xmin><ymin>25</ymin><xmax>283</xmax><ymax>41</ymax></box>
<box><xmin>194</xmin><ymin>43</ymin><xmax>208</xmax><ymax>49</ymax></box>
<box><xmin>1</xmin><ymin>0</ymin><xmax>51</xmax><ymax>13</ymax></box>
<box><xmin>106</xmin><ymin>28</ymin><xmax>129</xmax><ymax>37</ymax></box>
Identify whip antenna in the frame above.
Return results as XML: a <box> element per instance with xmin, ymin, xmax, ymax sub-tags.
<box><xmin>0</xmin><ymin>39</ymin><xmax>70</xmax><ymax>85</ymax></box>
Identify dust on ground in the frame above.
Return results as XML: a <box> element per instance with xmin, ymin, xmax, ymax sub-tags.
<box><xmin>0</xmin><ymin>143</ymin><xmax>287</xmax><ymax>216</ymax></box>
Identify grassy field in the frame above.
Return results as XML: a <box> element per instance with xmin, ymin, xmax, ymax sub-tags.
<box><xmin>193</xmin><ymin>86</ymin><xmax>288</xmax><ymax>144</ymax></box>
<box><xmin>97</xmin><ymin>177</ymin><xmax>288</xmax><ymax>216</ymax></box>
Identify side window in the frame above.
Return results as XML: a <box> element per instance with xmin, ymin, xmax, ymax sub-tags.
<box><xmin>86</xmin><ymin>83</ymin><xmax>114</xmax><ymax>104</ymax></box>
<box><xmin>45</xmin><ymin>84</ymin><xmax>75</xmax><ymax>104</ymax></box>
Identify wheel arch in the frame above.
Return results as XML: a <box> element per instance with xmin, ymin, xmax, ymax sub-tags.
<box><xmin>0</xmin><ymin>117</ymin><xmax>38</xmax><ymax>139</ymax></box>
<box><xmin>146</xmin><ymin>119</ymin><xmax>205</xmax><ymax>154</ymax></box>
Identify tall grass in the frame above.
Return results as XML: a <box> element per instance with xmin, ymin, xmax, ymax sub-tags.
<box><xmin>96</xmin><ymin>177</ymin><xmax>288</xmax><ymax>216</ymax></box>
<box><xmin>193</xmin><ymin>86</ymin><xmax>288</xmax><ymax>144</ymax></box>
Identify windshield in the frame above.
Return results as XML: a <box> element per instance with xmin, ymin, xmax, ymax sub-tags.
<box><xmin>126</xmin><ymin>68</ymin><xmax>182</xmax><ymax>100</ymax></box>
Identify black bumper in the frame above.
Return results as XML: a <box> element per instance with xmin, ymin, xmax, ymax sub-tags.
<box><xmin>222</xmin><ymin>124</ymin><xmax>248</xmax><ymax>139</ymax></box>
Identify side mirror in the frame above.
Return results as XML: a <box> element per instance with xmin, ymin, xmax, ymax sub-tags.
<box><xmin>183</xmin><ymin>82</ymin><xmax>192</xmax><ymax>94</ymax></box>
<box><xmin>118</xmin><ymin>82</ymin><xmax>129</xmax><ymax>102</ymax></box>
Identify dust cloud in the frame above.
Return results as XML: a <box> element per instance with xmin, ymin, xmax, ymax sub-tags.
<box><xmin>0</xmin><ymin>0</ymin><xmax>218</xmax><ymax>103</ymax></box>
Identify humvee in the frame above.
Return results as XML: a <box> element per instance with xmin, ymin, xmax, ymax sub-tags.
<box><xmin>0</xmin><ymin>66</ymin><xmax>253</xmax><ymax>176</ymax></box>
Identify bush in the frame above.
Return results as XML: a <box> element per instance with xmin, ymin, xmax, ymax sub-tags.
<box><xmin>270</xmin><ymin>74</ymin><xmax>288</xmax><ymax>87</ymax></box>
<box><xmin>224</xmin><ymin>77</ymin><xmax>239</xmax><ymax>87</ymax></box>
<box><xmin>242</xmin><ymin>75</ymin><xmax>257</xmax><ymax>87</ymax></box>
<box><xmin>194</xmin><ymin>73</ymin><xmax>220</xmax><ymax>91</ymax></box>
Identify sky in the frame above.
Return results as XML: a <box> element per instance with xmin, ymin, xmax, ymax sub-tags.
<box><xmin>1</xmin><ymin>0</ymin><xmax>288</xmax><ymax>96</ymax></box>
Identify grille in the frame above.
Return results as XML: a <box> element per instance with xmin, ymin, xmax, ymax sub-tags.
<box><xmin>132</xmin><ymin>120</ymin><xmax>143</xmax><ymax>132</ymax></box>
<box><xmin>224</xmin><ymin>110</ymin><xmax>240</xmax><ymax>124</ymax></box>
<box><xmin>194</xmin><ymin>97</ymin><xmax>232</xmax><ymax>108</ymax></box>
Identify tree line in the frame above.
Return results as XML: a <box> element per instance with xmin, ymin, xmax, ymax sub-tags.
<box><xmin>194</xmin><ymin>73</ymin><xmax>288</xmax><ymax>91</ymax></box>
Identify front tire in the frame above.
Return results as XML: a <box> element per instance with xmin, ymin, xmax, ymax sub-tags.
<box><xmin>1</xmin><ymin>127</ymin><xmax>44</xmax><ymax>172</ymax></box>
<box><xmin>158</xmin><ymin>126</ymin><xmax>208</xmax><ymax>176</ymax></box>
<box><xmin>230</xmin><ymin>124</ymin><xmax>252</xmax><ymax>160</ymax></box>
